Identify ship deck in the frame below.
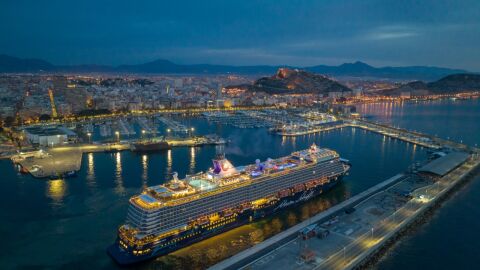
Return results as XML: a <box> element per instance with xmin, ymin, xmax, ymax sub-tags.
<box><xmin>132</xmin><ymin>149</ymin><xmax>339</xmax><ymax>210</ymax></box>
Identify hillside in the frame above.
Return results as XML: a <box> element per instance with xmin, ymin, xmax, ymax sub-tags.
<box><xmin>228</xmin><ymin>68</ymin><xmax>352</xmax><ymax>95</ymax></box>
<box><xmin>382</xmin><ymin>74</ymin><xmax>480</xmax><ymax>95</ymax></box>
<box><xmin>0</xmin><ymin>54</ymin><xmax>54</xmax><ymax>72</ymax></box>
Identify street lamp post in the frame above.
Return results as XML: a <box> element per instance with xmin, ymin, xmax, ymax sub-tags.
<box><xmin>141</xmin><ymin>129</ymin><xmax>146</xmax><ymax>139</ymax></box>
<box><xmin>87</xmin><ymin>132</ymin><xmax>91</xmax><ymax>144</ymax></box>
<box><xmin>115</xmin><ymin>131</ymin><xmax>120</xmax><ymax>143</ymax></box>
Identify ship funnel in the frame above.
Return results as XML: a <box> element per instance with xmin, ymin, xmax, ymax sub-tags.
<box><xmin>256</xmin><ymin>159</ymin><xmax>265</xmax><ymax>171</ymax></box>
<box><xmin>172</xmin><ymin>172</ymin><xmax>179</xmax><ymax>181</ymax></box>
<box><xmin>255</xmin><ymin>159</ymin><xmax>261</xmax><ymax>170</ymax></box>
<box><xmin>212</xmin><ymin>156</ymin><xmax>237</xmax><ymax>176</ymax></box>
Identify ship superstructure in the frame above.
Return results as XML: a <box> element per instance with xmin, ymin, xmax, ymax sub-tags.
<box><xmin>108</xmin><ymin>144</ymin><xmax>350</xmax><ymax>264</ymax></box>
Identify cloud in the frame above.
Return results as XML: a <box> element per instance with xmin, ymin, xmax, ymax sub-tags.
<box><xmin>201</xmin><ymin>48</ymin><xmax>276</xmax><ymax>59</ymax></box>
<box><xmin>366</xmin><ymin>25</ymin><xmax>421</xmax><ymax>40</ymax></box>
<box><xmin>370</xmin><ymin>31</ymin><xmax>419</xmax><ymax>40</ymax></box>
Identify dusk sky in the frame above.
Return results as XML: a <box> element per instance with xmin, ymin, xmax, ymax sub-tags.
<box><xmin>1</xmin><ymin>0</ymin><xmax>479</xmax><ymax>70</ymax></box>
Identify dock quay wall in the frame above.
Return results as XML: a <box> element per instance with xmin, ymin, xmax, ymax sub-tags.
<box><xmin>209</xmin><ymin>174</ymin><xmax>406</xmax><ymax>270</ymax></box>
<box><xmin>347</xmin><ymin>158</ymin><xmax>480</xmax><ymax>270</ymax></box>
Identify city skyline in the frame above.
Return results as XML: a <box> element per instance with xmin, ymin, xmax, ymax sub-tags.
<box><xmin>1</xmin><ymin>0</ymin><xmax>480</xmax><ymax>71</ymax></box>
<box><xmin>1</xmin><ymin>2</ymin><xmax>480</xmax><ymax>270</ymax></box>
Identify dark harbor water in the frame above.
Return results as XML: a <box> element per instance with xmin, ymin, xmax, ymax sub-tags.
<box><xmin>357</xmin><ymin>98</ymin><xmax>480</xmax><ymax>270</ymax></box>
<box><xmin>1</xmin><ymin>119</ymin><xmax>426</xmax><ymax>270</ymax></box>
<box><xmin>0</xmin><ymin>98</ymin><xmax>477</xmax><ymax>270</ymax></box>
<box><xmin>357</xmin><ymin>98</ymin><xmax>480</xmax><ymax>147</ymax></box>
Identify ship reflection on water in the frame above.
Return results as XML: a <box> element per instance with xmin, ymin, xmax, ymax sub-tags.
<box><xmin>140</xmin><ymin>182</ymin><xmax>348</xmax><ymax>270</ymax></box>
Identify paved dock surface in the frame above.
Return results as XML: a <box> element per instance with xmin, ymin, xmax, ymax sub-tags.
<box><xmin>12</xmin><ymin>148</ymin><xmax>83</xmax><ymax>178</ymax></box>
<box><xmin>210</xmin><ymin>154</ymin><xmax>480</xmax><ymax>270</ymax></box>
<box><xmin>10</xmin><ymin>134</ymin><xmax>224</xmax><ymax>178</ymax></box>
<box><xmin>275</xmin><ymin>118</ymin><xmax>441</xmax><ymax>149</ymax></box>
<box><xmin>243</xmin><ymin>174</ymin><xmax>430</xmax><ymax>270</ymax></box>
<box><xmin>209</xmin><ymin>174</ymin><xmax>406</xmax><ymax>270</ymax></box>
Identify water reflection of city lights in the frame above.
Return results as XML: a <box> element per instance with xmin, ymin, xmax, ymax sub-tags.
<box><xmin>142</xmin><ymin>154</ymin><xmax>148</xmax><ymax>185</ymax></box>
<box><xmin>87</xmin><ymin>153</ymin><xmax>95</xmax><ymax>186</ymax></box>
<box><xmin>116</xmin><ymin>152</ymin><xmax>122</xmax><ymax>176</ymax></box>
<box><xmin>167</xmin><ymin>149</ymin><xmax>172</xmax><ymax>174</ymax></box>
<box><xmin>47</xmin><ymin>179</ymin><xmax>66</xmax><ymax>202</ymax></box>
<box><xmin>115</xmin><ymin>152</ymin><xmax>125</xmax><ymax>194</ymax></box>
<box><xmin>189</xmin><ymin>147</ymin><xmax>196</xmax><ymax>174</ymax></box>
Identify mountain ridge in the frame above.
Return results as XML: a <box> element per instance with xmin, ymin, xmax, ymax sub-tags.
<box><xmin>0</xmin><ymin>54</ymin><xmax>472</xmax><ymax>81</ymax></box>
<box><xmin>382</xmin><ymin>73</ymin><xmax>480</xmax><ymax>95</ymax></box>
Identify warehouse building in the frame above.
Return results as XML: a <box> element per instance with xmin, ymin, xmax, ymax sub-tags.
<box><xmin>24</xmin><ymin>126</ymin><xmax>78</xmax><ymax>147</ymax></box>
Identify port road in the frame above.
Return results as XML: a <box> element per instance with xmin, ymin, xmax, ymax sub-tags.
<box><xmin>210</xmin><ymin>154</ymin><xmax>479</xmax><ymax>270</ymax></box>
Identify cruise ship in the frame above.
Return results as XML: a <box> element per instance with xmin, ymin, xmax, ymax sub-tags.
<box><xmin>108</xmin><ymin>144</ymin><xmax>350</xmax><ymax>265</ymax></box>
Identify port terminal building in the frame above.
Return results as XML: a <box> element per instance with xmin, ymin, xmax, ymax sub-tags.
<box><xmin>418</xmin><ymin>151</ymin><xmax>470</xmax><ymax>177</ymax></box>
<box><xmin>23</xmin><ymin>126</ymin><xmax>78</xmax><ymax>147</ymax></box>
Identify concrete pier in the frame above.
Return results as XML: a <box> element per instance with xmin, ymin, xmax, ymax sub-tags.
<box><xmin>277</xmin><ymin>123</ymin><xmax>349</xmax><ymax>136</ymax></box>
<box><xmin>209</xmin><ymin>174</ymin><xmax>406</xmax><ymax>270</ymax></box>
<box><xmin>276</xmin><ymin>118</ymin><xmax>443</xmax><ymax>149</ymax></box>
<box><xmin>12</xmin><ymin>148</ymin><xmax>83</xmax><ymax>178</ymax></box>
<box><xmin>209</xmin><ymin>153</ymin><xmax>480</xmax><ymax>270</ymax></box>
<box><xmin>10</xmin><ymin>134</ymin><xmax>225</xmax><ymax>178</ymax></box>
<box><xmin>347</xmin><ymin>120</ymin><xmax>440</xmax><ymax>149</ymax></box>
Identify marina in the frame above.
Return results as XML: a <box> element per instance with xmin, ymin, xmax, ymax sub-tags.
<box><xmin>1</xmin><ymin>99</ymin><xmax>479</xmax><ymax>270</ymax></box>
<box><xmin>203</xmin><ymin>111</ymin><xmax>275</xmax><ymax>128</ymax></box>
